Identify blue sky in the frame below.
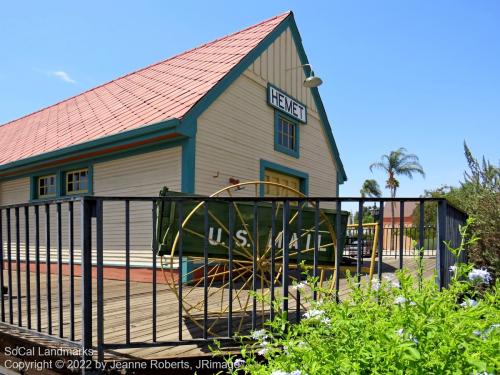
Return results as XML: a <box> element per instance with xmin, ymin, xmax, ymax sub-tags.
<box><xmin>1</xmin><ymin>1</ymin><xmax>498</xmax><ymax>197</ymax></box>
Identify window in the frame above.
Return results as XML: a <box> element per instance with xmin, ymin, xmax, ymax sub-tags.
<box><xmin>278</xmin><ymin>116</ymin><xmax>296</xmax><ymax>150</ymax></box>
<box><xmin>66</xmin><ymin>169</ymin><xmax>89</xmax><ymax>194</ymax></box>
<box><xmin>274</xmin><ymin>113</ymin><xmax>299</xmax><ymax>157</ymax></box>
<box><xmin>38</xmin><ymin>175</ymin><xmax>56</xmax><ymax>198</ymax></box>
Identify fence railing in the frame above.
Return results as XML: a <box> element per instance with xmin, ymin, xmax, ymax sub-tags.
<box><xmin>345</xmin><ymin>224</ymin><xmax>438</xmax><ymax>258</ymax></box>
<box><xmin>0</xmin><ymin>196</ymin><xmax>466</xmax><ymax>372</ymax></box>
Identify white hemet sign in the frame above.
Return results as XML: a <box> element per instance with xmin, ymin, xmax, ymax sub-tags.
<box><xmin>268</xmin><ymin>85</ymin><xmax>307</xmax><ymax>123</ymax></box>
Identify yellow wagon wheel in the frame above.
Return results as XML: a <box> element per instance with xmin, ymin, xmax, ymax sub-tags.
<box><xmin>160</xmin><ymin>181</ymin><xmax>339</xmax><ymax>337</ymax></box>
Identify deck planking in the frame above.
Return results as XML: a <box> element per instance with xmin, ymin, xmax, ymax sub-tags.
<box><xmin>0</xmin><ymin>256</ymin><xmax>437</xmax><ymax>361</ymax></box>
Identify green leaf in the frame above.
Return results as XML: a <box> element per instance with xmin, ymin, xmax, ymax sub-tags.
<box><xmin>466</xmin><ymin>359</ymin><xmax>487</xmax><ymax>371</ymax></box>
<box><xmin>405</xmin><ymin>347</ymin><xmax>421</xmax><ymax>361</ymax></box>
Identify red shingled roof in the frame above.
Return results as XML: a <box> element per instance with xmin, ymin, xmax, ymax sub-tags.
<box><xmin>0</xmin><ymin>12</ymin><xmax>290</xmax><ymax>167</ymax></box>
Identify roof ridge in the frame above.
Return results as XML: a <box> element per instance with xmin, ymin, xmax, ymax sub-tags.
<box><xmin>0</xmin><ymin>11</ymin><xmax>291</xmax><ymax>130</ymax></box>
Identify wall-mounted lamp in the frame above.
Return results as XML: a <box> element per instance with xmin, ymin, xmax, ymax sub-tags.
<box><xmin>286</xmin><ymin>64</ymin><xmax>323</xmax><ymax>88</ymax></box>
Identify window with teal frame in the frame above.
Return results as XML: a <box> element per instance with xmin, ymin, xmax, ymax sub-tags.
<box><xmin>274</xmin><ymin>111</ymin><xmax>299</xmax><ymax>158</ymax></box>
<box><xmin>30</xmin><ymin>164</ymin><xmax>93</xmax><ymax>201</ymax></box>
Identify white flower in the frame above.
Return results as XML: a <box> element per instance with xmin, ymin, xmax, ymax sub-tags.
<box><xmin>396</xmin><ymin>328</ymin><xmax>404</xmax><ymax>336</ymax></box>
<box><xmin>394</xmin><ymin>296</ymin><xmax>407</xmax><ymax>305</ymax></box>
<box><xmin>261</xmin><ymin>340</ymin><xmax>270</xmax><ymax>347</ymax></box>
<box><xmin>257</xmin><ymin>347</ymin><xmax>268</xmax><ymax>356</ymax></box>
<box><xmin>270</xmin><ymin>371</ymin><xmax>301</xmax><ymax>375</ymax></box>
<box><xmin>297</xmin><ymin>341</ymin><xmax>307</xmax><ymax>348</ymax></box>
<box><xmin>291</xmin><ymin>281</ymin><xmax>308</xmax><ymax>291</ymax></box>
<box><xmin>460</xmin><ymin>298</ymin><xmax>478</xmax><ymax>308</ymax></box>
<box><xmin>468</xmin><ymin>268</ymin><xmax>492</xmax><ymax>284</ymax></box>
<box><xmin>473</xmin><ymin>330</ymin><xmax>482</xmax><ymax>337</ymax></box>
<box><xmin>409</xmin><ymin>301</ymin><xmax>417</xmax><ymax>306</ymax></box>
<box><xmin>384</xmin><ymin>275</ymin><xmax>400</xmax><ymax>288</ymax></box>
<box><xmin>372</xmin><ymin>280</ymin><xmax>381</xmax><ymax>291</ymax></box>
<box><xmin>321</xmin><ymin>317</ymin><xmax>332</xmax><ymax>325</ymax></box>
<box><xmin>233</xmin><ymin>358</ymin><xmax>245</xmax><ymax>368</ymax></box>
<box><xmin>409</xmin><ymin>334</ymin><xmax>419</xmax><ymax>344</ymax></box>
<box><xmin>251</xmin><ymin>329</ymin><xmax>268</xmax><ymax>340</ymax></box>
<box><xmin>484</xmin><ymin>323</ymin><xmax>500</xmax><ymax>336</ymax></box>
<box><xmin>449</xmin><ymin>265</ymin><xmax>457</xmax><ymax>273</ymax></box>
<box><xmin>303</xmin><ymin>309</ymin><xmax>325</xmax><ymax>319</ymax></box>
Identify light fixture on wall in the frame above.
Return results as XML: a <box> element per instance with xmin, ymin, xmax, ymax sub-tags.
<box><xmin>286</xmin><ymin>64</ymin><xmax>323</xmax><ymax>88</ymax></box>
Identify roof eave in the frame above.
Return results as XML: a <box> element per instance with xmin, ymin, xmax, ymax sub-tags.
<box><xmin>0</xmin><ymin>118</ymin><xmax>182</xmax><ymax>177</ymax></box>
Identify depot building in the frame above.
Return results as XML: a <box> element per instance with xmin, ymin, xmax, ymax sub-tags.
<box><xmin>0</xmin><ymin>11</ymin><xmax>346</xmax><ymax>268</ymax></box>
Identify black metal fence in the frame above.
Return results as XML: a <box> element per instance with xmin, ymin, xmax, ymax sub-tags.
<box><xmin>0</xmin><ymin>196</ymin><xmax>466</xmax><ymax>371</ymax></box>
<box><xmin>345</xmin><ymin>225</ymin><xmax>438</xmax><ymax>258</ymax></box>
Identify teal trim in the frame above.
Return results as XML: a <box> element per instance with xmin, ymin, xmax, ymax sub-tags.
<box><xmin>287</xmin><ymin>15</ymin><xmax>347</xmax><ymax>183</ymax></box>
<box><xmin>267</xmin><ymin>83</ymin><xmax>307</xmax><ymax>123</ymax></box>
<box><xmin>259</xmin><ymin>159</ymin><xmax>309</xmax><ymax>196</ymax></box>
<box><xmin>181</xmin><ymin>119</ymin><xmax>197</xmax><ymax>193</ymax></box>
<box><xmin>30</xmin><ymin>163</ymin><xmax>94</xmax><ymax>202</ymax></box>
<box><xmin>181</xmin><ymin>136</ymin><xmax>196</xmax><ymax>193</ymax></box>
<box><xmin>2</xmin><ymin>138</ymin><xmax>185</xmax><ymax>183</ymax></box>
<box><xmin>274</xmin><ymin>111</ymin><xmax>300</xmax><ymax>158</ymax></box>
<box><xmin>0</xmin><ymin>118</ymin><xmax>180</xmax><ymax>174</ymax></box>
<box><xmin>336</xmin><ymin>171</ymin><xmax>340</xmax><ymax>196</ymax></box>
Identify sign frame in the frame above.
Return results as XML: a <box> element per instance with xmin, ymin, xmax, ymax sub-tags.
<box><xmin>267</xmin><ymin>83</ymin><xmax>307</xmax><ymax>123</ymax></box>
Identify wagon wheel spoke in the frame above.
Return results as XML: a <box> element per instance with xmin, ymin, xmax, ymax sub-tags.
<box><xmin>163</xmin><ymin>181</ymin><xmax>337</xmax><ymax>337</ymax></box>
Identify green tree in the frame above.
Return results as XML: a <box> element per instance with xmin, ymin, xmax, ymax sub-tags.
<box><xmin>412</xmin><ymin>143</ymin><xmax>499</xmax><ymax>279</ymax></box>
<box><xmin>370</xmin><ymin>148</ymin><xmax>425</xmax><ymax>248</ymax></box>
<box><xmin>360</xmin><ymin>179</ymin><xmax>382</xmax><ymax>198</ymax></box>
<box><xmin>353</xmin><ymin>206</ymin><xmax>376</xmax><ymax>224</ymax></box>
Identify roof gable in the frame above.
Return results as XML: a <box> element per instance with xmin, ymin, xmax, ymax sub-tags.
<box><xmin>0</xmin><ymin>12</ymin><xmax>290</xmax><ymax>168</ymax></box>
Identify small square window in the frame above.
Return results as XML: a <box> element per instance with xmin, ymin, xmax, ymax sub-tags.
<box><xmin>277</xmin><ymin>116</ymin><xmax>297</xmax><ymax>152</ymax></box>
<box><xmin>38</xmin><ymin>175</ymin><xmax>56</xmax><ymax>198</ymax></box>
<box><xmin>66</xmin><ymin>169</ymin><xmax>89</xmax><ymax>195</ymax></box>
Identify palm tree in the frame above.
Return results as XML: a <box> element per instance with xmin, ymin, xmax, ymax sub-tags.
<box><xmin>360</xmin><ymin>179</ymin><xmax>382</xmax><ymax>198</ymax></box>
<box><xmin>370</xmin><ymin>148</ymin><xmax>425</xmax><ymax>249</ymax></box>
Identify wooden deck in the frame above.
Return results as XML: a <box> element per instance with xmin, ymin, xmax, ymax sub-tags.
<box><xmin>0</xmin><ymin>256</ymin><xmax>437</xmax><ymax>363</ymax></box>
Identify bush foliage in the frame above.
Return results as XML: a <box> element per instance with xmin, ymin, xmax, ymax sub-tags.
<box><xmin>412</xmin><ymin>142</ymin><xmax>500</xmax><ymax>280</ymax></box>
<box><xmin>221</xmin><ymin>222</ymin><xmax>499</xmax><ymax>375</ymax></box>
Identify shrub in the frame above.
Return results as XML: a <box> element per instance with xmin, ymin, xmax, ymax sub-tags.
<box><xmin>411</xmin><ymin>143</ymin><xmax>500</xmax><ymax>280</ymax></box>
<box><xmin>220</xmin><ymin>222</ymin><xmax>499</xmax><ymax>374</ymax></box>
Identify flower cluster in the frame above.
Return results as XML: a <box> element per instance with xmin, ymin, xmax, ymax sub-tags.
<box><xmin>303</xmin><ymin>309</ymin><xmax>325</xmax><ymax>319</ymax></box>
<box><xmin>291</xmin><ymin>281</ymin><xmax>308</xmax><ymax>291</ymax></box>
<box><xmin>460</xmin><ymin>298</ymin><xmax>478</xmax><ymax>308</ymax></box>
<box><xmin>383</xmin><ymin>275</ymin><xmax>401</xmax><ymax>288</ymax></box>
<box><xmin>473</xmin><ymin>324</ymin><xmax>500</xmax><ymax>340</ymax></box>
<box><xmin>257</xmin><ymin>340</ymin><xmax>270</xmax><ymax>356</ymax></box>
<box><xmin>233</xmin><ymin>358</ymin><xmax>245</xmax><ymax>368</ymax></box>
<box><xmin>251</xmin><ymin>329</ymin><xmax>268</xmax><ymax>340</ymax></box>
<box><xmin>394</xmin><ymin>296</ymin><xmax>407</xmax><ymax>305</ymax></box>
<box><xmin>271</xmin><ymin>370</ymin><xmax>302</xmax><ymax>375</ymax></box>
<box><xmin>468</xmin><ymin>268</ymin><xmax>492</xmax><ymax>284</ymax></box>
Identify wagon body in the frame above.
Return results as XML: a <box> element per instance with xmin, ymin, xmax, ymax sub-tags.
<box><xmin>156</xmin><ymin>190</ymin><xmax>348</xmax><ymax>265</ymax></box>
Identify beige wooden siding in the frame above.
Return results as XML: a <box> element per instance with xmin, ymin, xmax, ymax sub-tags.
<box><xmin>93</xmin><ymin>146</ymin><xmax>181</xmax><ymax>267</ymax></box>
<box><xmin>0</xmin><ymin>147</ymin><xmax>181</xmax><ymax>269</ymax></box>
<box><xmin>0</xmin><ymin>177</ymin><xmax>30</xmax><ymax>205</ymax></box>
<box><xmin>195</xmin><ymin>26</ymin><xmax>338</xmax><ymax>197</ymax></box>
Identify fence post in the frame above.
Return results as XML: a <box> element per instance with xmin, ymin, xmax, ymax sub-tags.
<box><xmin>436</xmin><ymin>200</ymin><xmax>447</xmax><ymax>290</ymax></box>
<box><xmin>81</xmin><ymin>197</ymin><xmax>96</xmax><ymax>373</ymax></box>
